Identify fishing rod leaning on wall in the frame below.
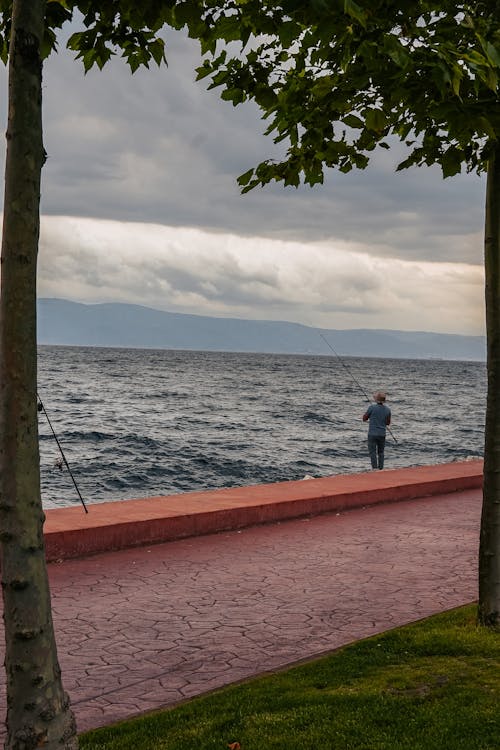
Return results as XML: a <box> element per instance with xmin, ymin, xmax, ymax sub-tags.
<box><xmin>318</xmin><ymin>333</ymin><xmax>398</xmax><ymax>445</ymax></box>
<box><xmin>37</xmin><ymin>393</ymin><xmax>89</xmax><ymax>513</ymax></box>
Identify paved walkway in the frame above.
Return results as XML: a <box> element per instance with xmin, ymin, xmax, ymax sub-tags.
<box><xmin>0</xmin><ymin>488</ymin><xmax>481</xmax><ymax>736</ymax></box>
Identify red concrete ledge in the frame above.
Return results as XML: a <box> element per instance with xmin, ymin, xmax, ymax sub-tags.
<box><xmin>43</xmin><ymin>460</ymin><xmax>483</xmax><ymax>562</ymax></box>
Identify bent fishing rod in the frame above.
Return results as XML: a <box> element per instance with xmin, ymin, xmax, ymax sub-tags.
<box><xmin>37</xmin><ymin>393</ymin><xmax>89</xmax><ymax>513</ymax></box>
<box><xmin>318</xmin><ymin>333</ymin><xmax>398</xmax><ymax>445</ymax></box>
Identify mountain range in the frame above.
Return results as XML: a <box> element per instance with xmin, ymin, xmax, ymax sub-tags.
<box><xmin>37</xmin><ymin>298</ymin><xmax>486</xmax><ymax>361</ymax></box>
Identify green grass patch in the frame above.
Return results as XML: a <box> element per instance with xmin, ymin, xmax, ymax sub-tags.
<box><xmin>80</xmin><ymin>605</ymin><xmax>500</xmax><ymax>750</ymax></box>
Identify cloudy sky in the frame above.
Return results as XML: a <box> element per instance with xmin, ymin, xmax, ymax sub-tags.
<box><xmin>0</xmin><ymin>26</ymin><xmax>487</xmax><ymax>335</ymax></box>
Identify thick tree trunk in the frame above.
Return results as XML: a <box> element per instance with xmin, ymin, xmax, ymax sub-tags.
<box><xmin>479</xmin><ymin>144</ymin><xmax>500</xmax><ymax>628</ymax></box>
<box><xmin>0</xmin><ymin>1</ymin><xmax>78</xmax><ymax>747</ymax></box>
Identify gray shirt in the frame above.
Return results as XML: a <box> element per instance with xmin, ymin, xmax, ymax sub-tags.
<box><xmin>365</xmin><ymin>403</ymin><xmax>391</xmax><ymax>436</ymax></box>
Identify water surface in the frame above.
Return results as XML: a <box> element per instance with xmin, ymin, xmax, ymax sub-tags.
<box><xmin>38</xmin><ymin>346</ymin><xmax>485</xmax><ymax>509</ymax></box>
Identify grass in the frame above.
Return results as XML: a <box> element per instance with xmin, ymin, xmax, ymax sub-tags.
<box><xmin>80</xmin><ymin>605</ymin><xmax>500</xmax><ymax>750</ymax></box>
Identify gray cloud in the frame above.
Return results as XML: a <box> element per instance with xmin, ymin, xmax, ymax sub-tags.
<box><xmin>0</xmin><ymin>25</ymin><xmax>487</xmax><ymax>338</ymax></box>
<box><xmin>0</xmin><ymin>30</ymin><xmax>485</xmax><ymax>266</ymax></box>
<box><xmin>34</xmin><ymin>216</ymin><xmax>484</xmax><ymax>335</ymax></box>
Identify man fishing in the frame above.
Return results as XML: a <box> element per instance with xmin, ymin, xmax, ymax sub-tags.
<box><xmin>362</xmin><ymin>391</ymin><xmax>391</xmax><ymax>470</ymax></box>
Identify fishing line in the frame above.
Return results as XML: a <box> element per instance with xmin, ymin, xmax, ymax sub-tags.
<box><xmin>37</xmin><ymin>393</ymin><xmax>89</xmax><ymax>513</ymax></box>
<box><xmin>318</xmin><ymin>333</ymin><xmax>398</xmax><ymax>444</ymax></box>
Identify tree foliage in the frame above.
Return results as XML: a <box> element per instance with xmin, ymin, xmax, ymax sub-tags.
<box><xmin>192</xmin><ymin>1</ymin><xmax>500</xmax><ymax>190</ymax></box>
<box><xmin>3</xmin><ymin>3</ymin><xmax>499</xmax><ymax>184</ymax></box>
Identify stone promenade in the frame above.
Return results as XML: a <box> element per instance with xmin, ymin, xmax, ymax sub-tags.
<box><xmin>0</xmin><ymin>481</ymin><xmax>481</xmax><ymax>736</ymax></box>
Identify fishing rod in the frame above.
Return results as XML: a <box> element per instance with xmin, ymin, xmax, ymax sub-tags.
<box><xmin>37</xmin><ymin>393</ymin><xmax>89</xmax><ymax>513</ymax></box>
<box><xmin>318</xmin><ymin>333</ymin><xmax>398</xmax><ymax>444</ymax></box>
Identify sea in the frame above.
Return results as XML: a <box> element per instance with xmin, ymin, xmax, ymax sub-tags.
<box><xmin>37</xmin><ymin>345</ymin><xmax>486</xmax><ymax>510</ymax></box>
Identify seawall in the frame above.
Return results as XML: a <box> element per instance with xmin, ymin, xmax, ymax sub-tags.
<box><xmin>43</xmin><ymin>460</ymin><xmax>483</xmax><ymax>562</ymax></box>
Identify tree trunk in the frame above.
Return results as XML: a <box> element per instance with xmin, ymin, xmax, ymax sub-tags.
<box><xmin>479</xmin><ymin>143</ymin><xmax>500</xmax><ymax>628</ymax></box>
<box><xmin>0</xmin><ymin>1</ymin><xmax>78</xmax><ymax>747</ymax></box>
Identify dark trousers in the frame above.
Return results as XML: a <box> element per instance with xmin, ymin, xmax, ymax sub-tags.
<box><xmin>368</xmin><ymin>435</ymin><xmax>386</xmax><ymax>469</ymax></box>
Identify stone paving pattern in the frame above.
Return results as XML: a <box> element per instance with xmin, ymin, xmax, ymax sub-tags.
<box><xmin>0</xmin><ymin>488</ymin><xmax>481</xmax><ymax>736</ymax></box>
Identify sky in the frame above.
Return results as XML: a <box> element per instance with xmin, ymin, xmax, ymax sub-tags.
<box><xmin>0</xmin><ymin>26</ymin><xmax>487</xmax><ymax>335</ymax></box>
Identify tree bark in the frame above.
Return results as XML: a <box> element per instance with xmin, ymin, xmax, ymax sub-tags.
<box><xmin>0</xmin><ymin>1</ymin><xmax>78</xmax><ymax>747</ymax></box>
<box><xmin>479</xmin><ymin>143</ymin><xmax>500</xmax><ymax>628</ymax></box>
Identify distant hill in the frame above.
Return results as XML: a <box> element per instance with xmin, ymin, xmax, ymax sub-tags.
<box><xmin>37</xmin><ymin>298</ymin><xmax>486</xmax><ymax>361</ymax></box>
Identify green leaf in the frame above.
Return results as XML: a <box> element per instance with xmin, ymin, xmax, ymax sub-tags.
<box><xmin>431</xmin><ymin>63</ymin><xmax>451</xmax><ymax>96</ymax></box>
<box><xmin>195</xmin><ymin>62</ymin><xmax>214</xmax><ymax>81</ymax></box>
<box><xmin>128</xmin><ymin>56</ymin><xmax>141</xmax><ymax>74</ymax></box>
<box><xmin>477</xmin><ymin>116</ymin><xmax>497</xmax><ymax>139</ymax></box>
<box><xmin>441</xmin><ymin>146</ymin><xmax>464</xmax><ymax>178</ymax></box>
<box><xmin>278</xmin><ymin>21</ymin><xmax>300</xmax><ymax>47</ymax></box>
<box><xmin>478</xmin><ymin>35</ymin><xmax>500</xmax><ymax>68</ymax></box>
<box><xmin>221</xmin><ymin>87</ymin><xmax>246</xmax><ymax>105</ymax></box>
<box><xmin>311</xmin><ymin>75</ymin><xmax>333</xmax><ymax>100</ymax></box>
<box><xmin>149</xmin><ymin>38</ymin><xmax>165</xmax><ymax>67</ymax></box>
<box><xmin>343</xmin><ymin>114</ymin><xmax>364</xmax><ymax>129</ymax></box>
<box><xmin>365</xmin><ymin>108</ymin><xmax>386</xmax><ymax>133</ymax></box>
<box><xmin>462</xmin><ymin>49</ymin><xmax>489</xmax><ymax>68</ymax></box>
<box><xmin>284</xmin><ymin>172</ymin><xmax>300</xmax><ymax>187</ymax></box>
<box><xmin>339</xmin><ymin>161</ymin><xmax>353</xmax><ymax>173</ymax></box>
<box><xmin>304</xmin><ymin>164</ymin><xmax>324</xmax><ymax>186</ymax></box>
<box><xmin>214</xmin><ymin>14</ymin><xmax>247</xmax><ymax>43</ymax></box>
<box><xmin>344</xmin><ymin>0</ymin><xmax>367</xmax><ymax>28</ymax></box>
<box><xmin>238</xmin><ymin>168</ymin><xmax>255</xmax><ymax>187</ymax></box>
<box><xmin>0</xmin><ymin>31</ymin><xmax>8</xmax><ymax>65</ymax></box>
<box><xmin>451</xmin><ymin>66</ymin><xmax>463</xmax><ymax>97</ymax></box>
<box><xmin>241</xmin><ymin>179</ymin><xmax>260</xmax><ymax>194</ymax></box>
<box><xmin>486</xmin><ymin>66</ymin><xmax>498</xmax><ymax>92</ymax></box>
<box><xmin>382</xmin><ymin>36</ymin><xmax>410</xmax><ymax>69</ymax></box>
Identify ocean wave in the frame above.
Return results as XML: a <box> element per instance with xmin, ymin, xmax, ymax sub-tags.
<box><xmin>37</xmin><ymin>346</ymin><xmax>486</xmax><ymax>508</ymax></box>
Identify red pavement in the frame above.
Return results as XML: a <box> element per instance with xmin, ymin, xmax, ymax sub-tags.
<box><xmin>43</xmin><ymin>460</ymin><xmax>482</xmax><ymax>561</ymax></box>
<box><xmin>0</xmin><ymin>465</ymin><xmax>482</xmax><ymax>738</ymax></box>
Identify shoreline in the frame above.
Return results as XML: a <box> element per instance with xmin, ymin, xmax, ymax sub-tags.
<box><xmin>44</xmin><ymin>459</ymin><xmax>483</xmax><ymax>562</ymax></box>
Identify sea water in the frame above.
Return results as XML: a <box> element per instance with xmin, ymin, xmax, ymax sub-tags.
<box><xmin>37</xmin><ymin>346</ymin><xmax>486</xmax><ymax>509</ymax></box>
